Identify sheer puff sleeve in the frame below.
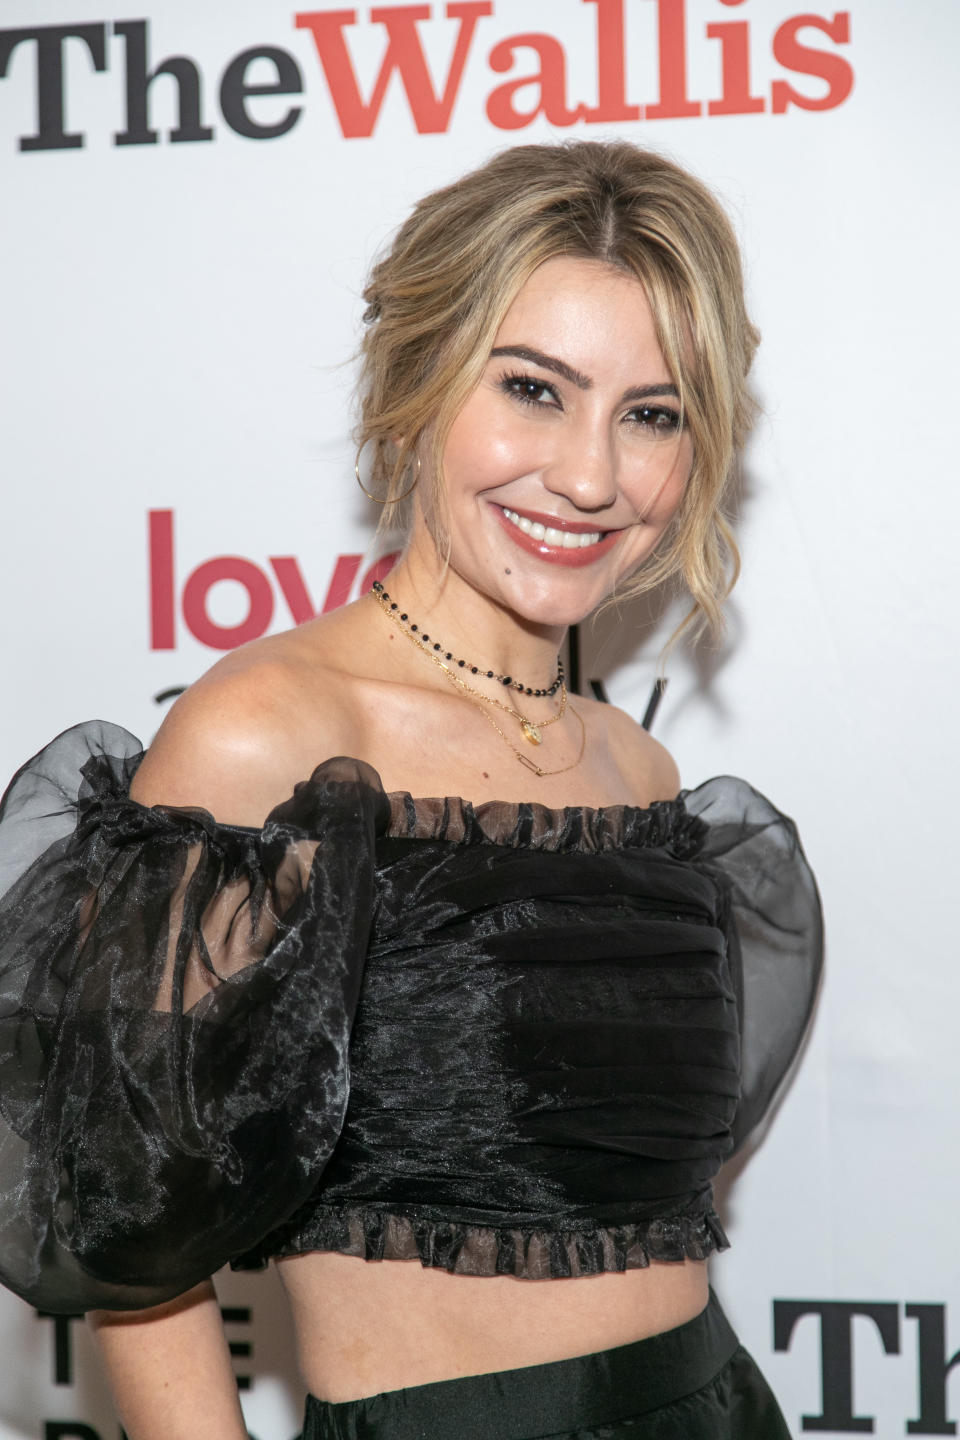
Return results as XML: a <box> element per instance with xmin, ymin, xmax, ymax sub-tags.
<box><xmin>682</xmin><ymin>776</ymin><xmax>824</xmax><ymax>1154</ymax></box>
<box><xmin>0</xmin><ymin>721</ymin><xmax>388</xmax><ymax>1313</ymax></box>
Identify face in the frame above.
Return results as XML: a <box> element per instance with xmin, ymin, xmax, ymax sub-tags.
<box><xmin>418</xmin><ymin>256</ymin><xmax>693</xmax><ymax>628</ymax></box>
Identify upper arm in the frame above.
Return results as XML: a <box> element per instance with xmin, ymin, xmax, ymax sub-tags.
<box><xmin>132</xmin><ymin>675</ymin><xmax>290</xmax><ymax>827</ymax></box>
<box><xmin>602</xmin><ymin>701</ymin><xmax>680</xmax><ymax>805</ymax></box>
<box><xmin>640</xmin><ymin>732</ymin><xmax>681</xmax><ymax>802</ymax></box>
<box><xmin>131</xmin><ymin>652</ymin><xmax>349</xmax><ymax>827</ymax></box>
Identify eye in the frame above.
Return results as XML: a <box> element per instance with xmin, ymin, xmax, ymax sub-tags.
<box><xmin>627</xmin><ymin>403</ymin><xmax>683</xmax><ymax>436</ymax></box>
<box><xmin>499</xmin><ymin>372</ymin><xmax>561</xmax><ymax>409</ymax></box>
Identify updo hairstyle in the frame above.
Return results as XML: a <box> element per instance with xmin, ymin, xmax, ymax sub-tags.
<box><xmin>356</xmin><ymin>140</ymin><xmax>759</xmax><ymax>638</ymax></box>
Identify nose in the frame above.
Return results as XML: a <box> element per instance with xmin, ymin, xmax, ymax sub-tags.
<box><xmin>541</xmin><ymin>420</ymin><xmax>618</xmax><ymax>514</ymax></box>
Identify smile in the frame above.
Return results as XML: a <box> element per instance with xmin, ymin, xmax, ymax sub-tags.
<box><xmin>494</xmin><ymin>506</ymin><xmax>623</xmax><ymax>568</ymax></box>
<box><xmin>501</xmin><ymin>508</ymin><xmax>604</xmax><ymax>548</ymax></box>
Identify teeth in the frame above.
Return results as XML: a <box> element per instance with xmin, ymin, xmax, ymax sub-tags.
<box><xmin>502</xmin><ymin>508</ymin><xmax>602</xmax><ymax>548</ymax></box>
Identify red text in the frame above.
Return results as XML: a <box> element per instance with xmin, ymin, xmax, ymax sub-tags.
<box><xmin>148</xmin><ymin>510</ymin><xmax>396</xmax><ymax>651</ymax></box>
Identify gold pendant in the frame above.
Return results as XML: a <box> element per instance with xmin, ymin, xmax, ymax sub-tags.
<box><xmin>521</xmin><ymin>720</ymin><xmax>542</xmax><ymax>745</ymax></box>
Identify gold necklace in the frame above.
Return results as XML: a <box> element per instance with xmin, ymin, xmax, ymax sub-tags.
<box><xmin>464</xmin><ymin>687</ymin><xmax>586</xmax><ymax>778</ymax></box>
<box><xmin>454</xmin><ymin>667</ymin><xmax>568</xmax><ymax>745</ymax></box>
<box><xmin>374</xmin><ymin>585</ymin><xmax>566</xmax><ymax>747</ymax></box>
<box><xmin>374</xmin><ymin>592</ymin><xmax>586</xmax><ymax>777</ymax></box>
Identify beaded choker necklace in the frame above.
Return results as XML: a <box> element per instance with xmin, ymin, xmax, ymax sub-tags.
<box><xmin>371</xmin><ymin>581</ymin><xmax>563</xmax><ymax>698</ymax></box>
<box><xmin>372</xmin><ymin>582</ymin><xmax>585</xmax><ymax>777</ymax></box>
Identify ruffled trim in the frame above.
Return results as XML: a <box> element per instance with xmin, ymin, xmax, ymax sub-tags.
<box><xmin>385</xmin><ymin>789</ymin><xmax>706</xmax><ymax>856</ymax></box>
<box><xmin>69</xmin><ymin>752</ymin><xmax>702</xmax><ymax>859</ymax></box>
<box><xmin>234</xmin><ymin>1204</ymin><xmax>729</xmax><ymax>1280</ymax></box>
<box><xmin>0</xmin><ymin>722</ymin><xmax>820</xmax><ymax>1313</ymax></box>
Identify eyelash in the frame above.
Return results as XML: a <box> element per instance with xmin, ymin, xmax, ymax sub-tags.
<box><xmin>500</xmin><ymin>372</ymin><xmax>560</xmax><ymax>407</ymax></box>
<box><xmin>498</xmin><ymin>371</ymin><xmax>683</xmax><ymax>434</ymax></box>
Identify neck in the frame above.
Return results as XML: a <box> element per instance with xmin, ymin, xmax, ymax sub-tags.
<box><xmin>378</xmin><ymin>538</ymin><xmax>566</xmax><ymax>696</ymax></box>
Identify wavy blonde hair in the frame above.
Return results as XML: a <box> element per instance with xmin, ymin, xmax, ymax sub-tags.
<box><xmin>356</xmin><ymin>141</ymin><xmax>759</xmax><ymax>640</ymax></box>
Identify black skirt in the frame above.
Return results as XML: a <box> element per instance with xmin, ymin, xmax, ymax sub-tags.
<box><xmin>301</xmin><ymin>1290</ymin><xmax>790</xmax><ymax>1439</ymax></box>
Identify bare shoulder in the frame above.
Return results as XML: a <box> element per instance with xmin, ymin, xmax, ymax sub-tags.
<box><xmin>579</xmin><ymin>694</ymin><xmax>680</xmax><ymax>806</ymax></box>
<box><xmin>131</xmin><ymin>620</ymin><xmax>362</xmax><ymax>825</ymax></box>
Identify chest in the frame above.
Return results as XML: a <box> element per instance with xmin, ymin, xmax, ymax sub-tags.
<box><xmin>346</xmin><ymin>839</ymin><xmax>740</xmax><ymax>1187</ymax></box>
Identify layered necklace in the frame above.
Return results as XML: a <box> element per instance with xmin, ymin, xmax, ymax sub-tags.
<box><xmin>372</xmin><ymin>581</ymin><xmax>585</xmax><ymax>777</ymax></box>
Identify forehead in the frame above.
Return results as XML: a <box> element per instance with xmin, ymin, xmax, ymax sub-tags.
<box><xmin>492</xmin><ymin>257</ymin><xmax>670</xmax><ymax>379</ymax></box>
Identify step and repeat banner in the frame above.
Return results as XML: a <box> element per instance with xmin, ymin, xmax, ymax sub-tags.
<box><xmin>1</xmin><ymin>3</ymin><xmax>958</xmax><ymax>1436</ymax></box>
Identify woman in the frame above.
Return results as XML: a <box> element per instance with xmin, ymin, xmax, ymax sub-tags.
<box><xmin>0</xmin><ymin>142</ymin><xmax>821</xmax><ymax>1438</ymax></box>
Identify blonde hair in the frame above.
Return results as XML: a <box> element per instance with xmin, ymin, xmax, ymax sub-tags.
<box><xmin>356</xmin><ymin>140</ymin><xmax>759</xmax><ymax>640</ymax></box>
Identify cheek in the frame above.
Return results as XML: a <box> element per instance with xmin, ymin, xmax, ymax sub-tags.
<box><xmin>617</xmin><ymin>455</ymin><xmax>691</xmax><ymax>579</ymax></box>
<box><xmin>443</xmin><ymin>409</ymin><xmax>542</xmax><ymax>495</ymax></box>
<box><xmin>624</xmin><ymin>439</ymin><xmax>693</xmax><ymax>525</ymax></box>
<box><xmin>656</xmin><ymin>456</ymin><xmax>692</xmax><ymax>522</ymax></box>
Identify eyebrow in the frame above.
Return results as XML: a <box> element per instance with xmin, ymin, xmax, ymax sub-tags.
<box><xmin>621</xmin><ymin>383</ymin><xmax>680</xmax><ymax>403</ymax></box>
<box><xmin>489</xmin><ymin>346</ymin><xmax>591</xmax><ymax>389</ymax></box>
<box><xmin>489</xmin><ymin>345</ymin><xmax>679</xmax><ymax>404</ymax></box>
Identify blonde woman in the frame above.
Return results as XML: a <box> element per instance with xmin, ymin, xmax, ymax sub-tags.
<box><xmin>0</xmin><ymin>142</ymin><xmax>820</xmax><ymax>1439</ymax></box>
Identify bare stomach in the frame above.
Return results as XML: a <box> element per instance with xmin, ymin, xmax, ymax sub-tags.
<box><xmin>276</xmin><ymin>1250</ymin><xmax>710</xmax><ymax>1403</ymax></box>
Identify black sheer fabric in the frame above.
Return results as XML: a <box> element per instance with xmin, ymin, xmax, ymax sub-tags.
<box><xmin>0</xmin><ymin>723</ymin><xmax>387</xmax><ymax>1311</ymax></box>
<box><xmin>0</xmin><ymin>723</ymin><xmax>821</xmax><ymax>1313</ymax></box>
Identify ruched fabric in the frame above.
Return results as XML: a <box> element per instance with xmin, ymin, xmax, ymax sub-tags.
<box><xmin>238</xmin><ymin>774</ymin><xmax>821</xmax><ymax>1279</ymax></box>
<box><xmin>0</xmin><ymin>723</ymin><xmax>822</xmax><ymax>1312</ymax></box>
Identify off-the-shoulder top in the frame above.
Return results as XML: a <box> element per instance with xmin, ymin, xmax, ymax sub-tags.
<box><xmin>0</xmin><ymin>721</ymin><xmax>822</xmax><ymax>1314</ymax></box>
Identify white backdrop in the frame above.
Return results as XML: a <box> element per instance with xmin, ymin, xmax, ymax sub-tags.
<box><xmin>1</xmin><ymin>3</ymin><xmax>958</xmax><ymax>1436</ymax></box>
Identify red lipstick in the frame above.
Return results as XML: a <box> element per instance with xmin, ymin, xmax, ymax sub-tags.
<box><xmin>493</xmin><ymin>505</ymin><xmax>623</xmax><ymax>568</ymax></box>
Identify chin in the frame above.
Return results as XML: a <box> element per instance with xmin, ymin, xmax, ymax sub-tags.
<box><xmin>488</xmin><ymin>536</ymin><xmax>652</xmax><ymax>621</ymax></box>
<box><xmin>492</xmin><ymin>575</ymin><xmax>615</xmax><ymax>630</ymax></box>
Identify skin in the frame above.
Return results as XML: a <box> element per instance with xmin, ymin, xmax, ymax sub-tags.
<box><xmin>89</xmin><ymin>258</ymin><xmax>710</xmax><ymax>1432</ymax></box>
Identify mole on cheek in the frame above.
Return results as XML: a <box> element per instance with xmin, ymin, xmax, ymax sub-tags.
<box><xmin>504</xmin><ymin>568</ymin><xmax>512</xmax><ymax>575</ymax></box>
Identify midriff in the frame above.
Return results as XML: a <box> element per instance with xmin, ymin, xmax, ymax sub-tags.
<box><xmin>277</xmin><ymin>1248</ymin><xmax>710</xmax><ymax>1403</ymax></box>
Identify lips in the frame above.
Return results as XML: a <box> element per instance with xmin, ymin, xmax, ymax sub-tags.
<box><xmin>494</xmin><ymin>505</ymin><xmax>623</xmax><ymax>567</ymax></box>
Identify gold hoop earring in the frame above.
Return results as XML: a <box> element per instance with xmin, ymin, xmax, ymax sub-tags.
<box><xmin>355</xmin><ymin>442</ymin><xmax>420</xmax><ymax>505</ymax></box>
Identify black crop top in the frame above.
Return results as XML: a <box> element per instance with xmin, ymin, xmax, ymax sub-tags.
<box><xmin>0</xmin><ymin>722</ymin><xmax>821</xmax><ymax>1313</ymax></box>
